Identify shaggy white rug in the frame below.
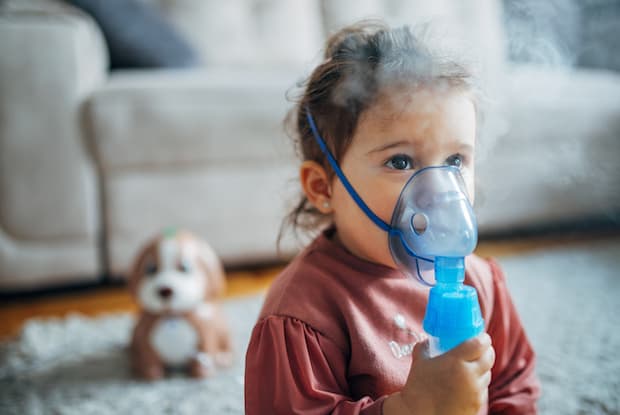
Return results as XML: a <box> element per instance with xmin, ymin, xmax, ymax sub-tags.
<box><xmin>1</xmin><ymin>238</ymin><xmax>619</xmax><ymax>414</ymax></box>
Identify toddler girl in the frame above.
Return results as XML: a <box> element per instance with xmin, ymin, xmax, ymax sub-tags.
<box><xmin>245</xmin><ymin>21</ymin><xmax>539</xmax><ymax>415</ymax></box>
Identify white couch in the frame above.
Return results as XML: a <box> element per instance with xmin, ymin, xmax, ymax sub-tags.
<box><xmin>1</xmin><ymin>0</ymin><xmax>619</xmax><ymax>292</ymax></box>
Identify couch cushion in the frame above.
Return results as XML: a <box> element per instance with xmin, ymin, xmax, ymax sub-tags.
<box><xmin>86</xmin><ymin>68</ymin><xmax>299</xmax><ymax>172</ymax></box>
<box><xmin>103</xmin><ymin>164</ymin><xmax>299</xmax><ymax>274</ymax></box>
<box><xmin>475</xmin><ymin>65</ymin><xmax>620</xmax><ymax>231</ymax></box>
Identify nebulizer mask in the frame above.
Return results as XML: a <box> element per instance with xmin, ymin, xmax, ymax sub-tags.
<box><xmin>307</xmin><ymin>108</ymin><xmax>483</xmax><ymax>356</ymax></box>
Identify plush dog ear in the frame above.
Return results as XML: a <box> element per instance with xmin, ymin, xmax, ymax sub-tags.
<box><xmin>127</xmin><ymin>239</ymin><xmax>158</xmax><ymax>297</ymax></box>
<box><xmin>195</xmin><ymin>239</ymin><xmax>227</xmax><ymax>299</ymax></box>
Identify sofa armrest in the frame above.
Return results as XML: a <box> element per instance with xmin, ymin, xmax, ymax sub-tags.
<box><xmin>0</xmin><ymin>1</ymin><xmax>108</xmax><ymax>289</ymax></box>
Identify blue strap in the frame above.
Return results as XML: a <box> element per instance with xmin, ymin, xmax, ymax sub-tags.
<box><xmin>305</xmin><ymin>107</ymin><xmax>391</xmax><ymax>232</ymax></box>
<box><xmin>305</xmin><ymin>106</ymin><xmax>436</xmax><ymax>286</ymax></box>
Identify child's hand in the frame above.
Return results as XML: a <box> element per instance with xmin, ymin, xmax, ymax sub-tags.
<box><xmin>384</xmin><ymin>333</ymin><xmax>495</xmax><ymax>415</ymax></box>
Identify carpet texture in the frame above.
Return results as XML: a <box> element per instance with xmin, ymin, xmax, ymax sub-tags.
<box><xmin>1</xmin><ymin>239</ymin><xmax>619</xmax><ymax>414</ymax></box>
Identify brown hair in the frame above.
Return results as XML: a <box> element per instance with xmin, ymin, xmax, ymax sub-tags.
<box><xmin>280</xmin><ymin>20</ymin><xmax>477</xmax><ymax>243</ymax></box>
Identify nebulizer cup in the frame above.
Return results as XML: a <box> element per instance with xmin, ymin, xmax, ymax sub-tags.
<box><xmin>388</xmin><ymin>166</ymin><xmax>484</xmax><ymax>357</ymax></box>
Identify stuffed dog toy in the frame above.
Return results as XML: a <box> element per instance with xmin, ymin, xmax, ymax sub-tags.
<box><xmin>128</xmin><ymin>229</ymin><xmax>233</xmax><ymax>380</ymax></box>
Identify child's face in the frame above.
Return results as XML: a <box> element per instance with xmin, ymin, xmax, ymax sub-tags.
<box><xmin>331</xmin><ymin>87</ymin><xmax>477</xmax><ymax>269</ymax></box>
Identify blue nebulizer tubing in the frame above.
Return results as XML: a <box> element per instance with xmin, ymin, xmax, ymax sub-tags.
<box><xmin>305</xmin><ymin>107</ymin><xmax>484</xmax><ymax>357</ymax></box>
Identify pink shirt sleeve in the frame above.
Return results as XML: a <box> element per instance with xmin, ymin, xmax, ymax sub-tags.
<box><xmin>486</xmin><ymin>259</ymin><xmax>541</xmax><ymax>414</ymax></box>
<box><xmin>245</xmin><ymin>315</ymin><xmax>386</xmax><ymax>415</ymax></box>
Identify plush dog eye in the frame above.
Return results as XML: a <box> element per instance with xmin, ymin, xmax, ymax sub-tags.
<box><xmin>145</xmin><ymin>262</ymin><xmax>158</xmax><ymax>275</ymax></box>
<box><xmin>178</xmin><ymin>259</ymin><xmax>192</xmax><ymax>273</ymax></box>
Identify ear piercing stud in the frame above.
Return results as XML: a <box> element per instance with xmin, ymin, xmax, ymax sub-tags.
<box><xmin>322</xmin><ymin>201</ymin><xmax>330</xmax><ymax>209</ymax></box>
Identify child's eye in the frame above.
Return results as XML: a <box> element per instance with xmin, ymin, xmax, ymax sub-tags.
<box><xmin>385</xmin><ymin>154</ymin><xmax>413</xmax><ymax>170</ymax></box>
<box><xmin>445</xmin><ymin>154</ymin><xmax>464</xmax><ymax>169</ymax></box>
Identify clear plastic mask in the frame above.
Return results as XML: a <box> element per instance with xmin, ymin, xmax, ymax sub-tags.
<box><xmin>388</xmin><ymin>165</ymin><xmax>478</xmax><ymax>285</ymax></box>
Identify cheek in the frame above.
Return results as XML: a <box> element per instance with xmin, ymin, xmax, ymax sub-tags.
<box><xmin>332</xmin><ymin>177</ymin><xmax>400</xmax><ymax>224</ymax></box>
<box><xmin>373</xmin><ymin>195</ymin><xmax>399</xmax><ymax>224</ymax></box>
<box><xmin>331</xmin><ymin>180</ymin><xmax>400</xmax><ymax>267</ymax></box>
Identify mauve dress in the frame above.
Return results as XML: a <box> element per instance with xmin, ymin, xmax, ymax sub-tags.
<box><xmin>245</xmin><ymin>229</ymin><xmax>540</xmax><ymax>414</ymax></box>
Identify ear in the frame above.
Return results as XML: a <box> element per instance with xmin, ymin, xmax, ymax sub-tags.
<box><xmin>195</xmin><ymin>240</ymin><xmax>226</xmax><ymax>299</ymax></box>
<box><xmin>300</xmin><ymin>160</ymin><xmax>333</xmax><ymax>214</ymax></box>
<box><xmin>128</xmin><ymin>240</ymin><xmax>156</xmax><ymax>297</ymax></box>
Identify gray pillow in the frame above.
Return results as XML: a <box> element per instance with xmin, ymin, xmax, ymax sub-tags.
<box><xmin>66</xmin><ymin>0</ymin><xmax>199</xmax><ymax>70</ymax></box>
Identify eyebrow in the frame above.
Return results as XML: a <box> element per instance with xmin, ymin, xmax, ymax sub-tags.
<box><xmin>456</xmin><ymin>143</ymin><xmax>475</xmax><ymax>154</ymax></box>
<box><xmin>366</xmin><ymin>140</ymin><xmax>475</xmax><ymax>156</ymax></box>
<box><xmin>366</xmin><ymin>140</ymin><xmax>411</xmax><ymax>155</ymax></box>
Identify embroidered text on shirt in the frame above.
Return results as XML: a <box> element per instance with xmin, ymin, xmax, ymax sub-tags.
<box><xmin>389</xmin><ymin>340</ymin><xmax>415</xmax><ymax>359</ymax></box>
<box><xmin>388</xmin><ymin>313</ymin><xmax>425</xmax><ymax>359</ymax></box>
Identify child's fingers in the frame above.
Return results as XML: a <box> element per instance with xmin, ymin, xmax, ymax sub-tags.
<box><xmin>477</xmin><ymin>344</ymin><xmax>495</xmax><ymax>374</ymax></box>
<box><xmin>477</xmin><ymin>379</ymin><xmax>490</xmax><ymax>407</ymax></box>
<box><xmin>478</xmin><ymin>369</ymin><xmax>492</xmax><ymax>389</ymax></box>
<box><xmin>452</xmin><ymin>333</ymin><xmax>491</xmax><ymax>361</ymax></box>
<box><xmin>412</xmin><ymin>338</ymin><xmax>431</xmax><ymax>362</ymax></box>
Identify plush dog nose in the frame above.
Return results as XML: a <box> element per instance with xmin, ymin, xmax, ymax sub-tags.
<box><xmin>158</xmin><ymin>286</ymin><xmax>173</xmax><ymax>299</ymax></box>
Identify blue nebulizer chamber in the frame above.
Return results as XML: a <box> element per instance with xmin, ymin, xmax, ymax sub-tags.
<box><xmin>423</xmin><ymin>257</ymin><xmax>484</xmax><ymax>357</ymax></box>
